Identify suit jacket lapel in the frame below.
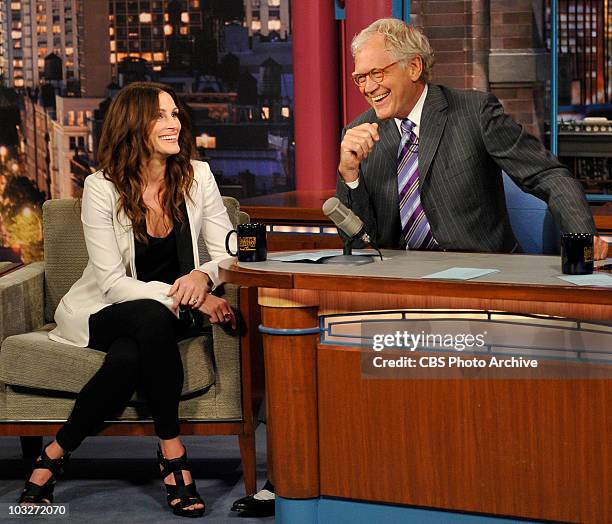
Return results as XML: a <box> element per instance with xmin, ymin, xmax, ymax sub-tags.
<box><xmin>376</xmin><ymin>114</ymin><xmax>401</xmax><ymax>154</ymax></box>
<box><xmin>419</xmin><ymin>84</ymin><xmax>448</xmax><ymax>183</ymax></box>
<box><xmin>371</xmin><ymin>116</ymin><xmax>401</xmax><ymax>203</ymax></box>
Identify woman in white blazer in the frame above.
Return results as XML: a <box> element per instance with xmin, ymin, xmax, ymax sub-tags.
<box><xmin>19</xmin><ymin>82</ymin><xmax>236</xmax><ymax>518</ymax></box>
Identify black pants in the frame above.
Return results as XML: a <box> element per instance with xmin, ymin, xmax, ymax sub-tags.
<box><xmin>56</xmin><ymin>299</ymin><xmax>190</xmax><ymax>452</ymax></box>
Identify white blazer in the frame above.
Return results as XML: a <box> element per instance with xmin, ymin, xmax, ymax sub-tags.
<box><xmin>49</xmin><ymin>160</ymin><xmax>236</xmax><ymax>347</ymax></box>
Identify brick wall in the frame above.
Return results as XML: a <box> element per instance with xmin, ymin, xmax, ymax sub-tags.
<box><xmin>488</xmin><ymin>0</ymin><xmax>547</xmax><ymax>138</ymax></box>
<box><xmin>411</xmin><ymin>0</ymin><xmax>490</xmax><ymax>91</ymax></box>
<box><xmin>412</xmin><ymin>0</ymin><xmax>548</xmax><ymax>139</ymax></box>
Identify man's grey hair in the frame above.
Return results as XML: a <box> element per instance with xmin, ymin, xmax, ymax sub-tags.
<box><xmin>351</xmin><ymin>18</ymin><xmax>434</xmax><ymax>82</ymax></box>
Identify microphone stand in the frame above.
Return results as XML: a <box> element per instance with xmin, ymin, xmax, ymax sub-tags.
<box><xmin>343</xmin><ymin>239</ymin><xmax>352</xmax><ymax>256</ymax></box>
<box><xmin>321</xmin><ymin>237</ymin><xmax>377</xmax><ymax>265</ymax></box>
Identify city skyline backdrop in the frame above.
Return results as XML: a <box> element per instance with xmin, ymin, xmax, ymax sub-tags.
<box><xmin>0</xmin><ymin>0</ymin><xmax>294</xmax><ymax>262</ymax></box>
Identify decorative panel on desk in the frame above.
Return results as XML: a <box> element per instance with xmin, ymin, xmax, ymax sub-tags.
<box><xmin>317</xmin><ymin>342</ymin><xmax>610</xmax><ymax>523</ymax></box>
<box><xmin>317</xmin><ymin>311</ymin><xmax>611</xmax><ymax>524</ymax></box>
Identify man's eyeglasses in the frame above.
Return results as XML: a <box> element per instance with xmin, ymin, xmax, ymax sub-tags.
<box><xmin>352</xmin><ymin>61</ymin><xmax>399</xmax><ymax>87</ymax></box>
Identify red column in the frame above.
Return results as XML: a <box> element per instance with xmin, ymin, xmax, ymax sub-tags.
<box><xmin>292</xmin><ymin>0</ymin><xmax>393</xmax><ymax>190</ymax></box>
<box><xmin>292</xmin><ymin>1</ymin><xmax>340</xmax><ymax>190</ymax></box>
<box><xmin>343</xmin><ymin>0</ymin><xmax>394</xmax><ymax>124</ymax></box>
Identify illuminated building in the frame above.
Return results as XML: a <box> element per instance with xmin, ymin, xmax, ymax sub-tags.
<box><xmin>0</xmin><ymin>1</ymin><xmax>7</xmax><ymax>81</ymax></box>
<box><xmin>244</xmin><ymin>0</ymin><xmax>289</xmax><ymax>40</ymax></box>
<box><xmin>108</xmin><ymin>0</ymin><xmax>204</xmax><ymax>74</ymax></box>
<box><xmin>49</xmin><ymin>95</ymin><xmax>103</xmax><ymax>197</ymax></box>
<box><xmin>2</xmin><ymin>0</ymin><xmax>80</xmax><ymax>91</ymax></box>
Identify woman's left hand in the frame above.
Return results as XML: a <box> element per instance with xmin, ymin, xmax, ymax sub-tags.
<box><xmin>198</xmin><ymin>295</ymin><xmax>236</xmax><ymax>329</ymax></box>
<box><xmin>167</xmin><ymin>270</ymin><xmax>211</xmax><ymax>310</ymax></box>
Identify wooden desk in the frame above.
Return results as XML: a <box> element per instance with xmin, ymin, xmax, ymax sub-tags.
<box><xmin>241</xmin><ymin>190</ymin><xmax>342</xmax><ymax>251</ymax></box>
<box><xmin>221</xmin><ymin>251</ymin><xmax>611</xmax><ymax>523</ymax></box>
<box><xmin>593</xmin><ymin>202</ymin><xmax>612</xmax><ymax>232</ymax></box>
<box><xmin>241</xmin><ymin>190</ymin><xmax>335</xmax><ymax>226</ymax></box>
<box><xmin>0</xmin><ymin>261</ymin><xmax>22</xmax><ymax>277</ymax></box>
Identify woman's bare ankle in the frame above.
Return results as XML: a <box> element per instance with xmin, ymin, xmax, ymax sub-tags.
<box><xmin>45</xmin><ymin>441</ymin><xmax>65</xmax><ymax>460</ymax></box>
<box><xmin>159</xmin><ymin>437</ymin><xmax>184</xmax><ymax>459</ymax></box>
<box><xmin>28</xmin><ymin>441</ymin><xmax>66</xmax><ymax>485</ymax></box>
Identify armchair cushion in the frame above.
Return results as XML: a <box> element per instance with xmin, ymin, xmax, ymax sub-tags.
<box><xmin>0</xmin><ymin>325</ymin><xmax>214</xmax><ymax>397</ymax></box>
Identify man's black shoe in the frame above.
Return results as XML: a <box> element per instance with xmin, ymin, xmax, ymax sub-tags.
<box><xmin>231</xmin><ymin>480</ymin><xmax>275</xmax><ymax>517</ymax></box>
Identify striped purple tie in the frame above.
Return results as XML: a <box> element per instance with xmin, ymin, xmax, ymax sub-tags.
<box><xmin>397</xmin><ymin>119</ymin><xmax>436</xmax><ymax>249</ymax></box>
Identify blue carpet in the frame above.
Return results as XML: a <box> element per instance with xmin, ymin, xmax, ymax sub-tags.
<box><xmin>0</xmin><ymin>425</ymin><xmax>273</xmax><ymax>523</ymax></box>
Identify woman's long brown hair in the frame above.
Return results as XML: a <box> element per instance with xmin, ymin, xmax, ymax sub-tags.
<box><xmin>97</xmin><ymin>81</ymin><xmax>195</xmax><ymax>242</ymax></box>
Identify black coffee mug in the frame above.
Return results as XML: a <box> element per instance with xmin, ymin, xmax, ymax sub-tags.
<box><xmin>561</xmin><ymin>233</ymin><xmax>594</xmax><ymax>275</ymax></box>
<box><xmin>225</xmin><ymin>223</ymin><xmax>267</xmax><ymax>262</ymax></box>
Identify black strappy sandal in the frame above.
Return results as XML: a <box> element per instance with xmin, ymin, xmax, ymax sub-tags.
<box><xmin>157</xmin><ymin>446</ymin><xmax>205</xmax><ymax>518</ymax></box>
<box><xmin>18</xmin><ymin>443</ymin><xmax>70</xmax><ymax>504</ymax></box>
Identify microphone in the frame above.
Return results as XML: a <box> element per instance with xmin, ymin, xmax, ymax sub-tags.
<box><xmin>322</xmin><ymin>197</ymin><xmax>382</xmax><ymax>265</ymax></box>
<box><xmin>322</xmin><ymin>197</ymin><xmax>372</xmax><ymax>246</ymax></box>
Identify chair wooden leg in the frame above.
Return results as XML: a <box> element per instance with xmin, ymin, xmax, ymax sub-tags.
<box><xmin>20</xmin><ymin>436</ymin><xmax>43</xmax><ymax>460</ymax></box>
<box><xmin>239</xmin><ymin>432</ymin><xmax>257</xmax><ymax>496</ymax></box>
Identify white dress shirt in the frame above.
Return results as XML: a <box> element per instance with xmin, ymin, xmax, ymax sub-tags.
<box><xmin>346</xmin><ymin>84</ymin><xmax>429</xmax><ymax>189</ymax></box>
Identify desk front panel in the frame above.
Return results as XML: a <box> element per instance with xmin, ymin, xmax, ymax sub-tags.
<box><xmin>317</xmin><ymin>343</ymin><xmax>611</xmax><ymax>524</ymax></box>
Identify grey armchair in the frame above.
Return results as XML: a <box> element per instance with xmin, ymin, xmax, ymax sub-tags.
<box><xmin>0</xmin><ymin>197</ymin><xmax>263</xmax><ymax>495</ymax></box>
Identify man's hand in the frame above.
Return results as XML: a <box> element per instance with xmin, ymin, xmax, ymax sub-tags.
<box><xmin>338</xmin><ymin>122</ymin><xmax>380</xmax><ymax>183</ymax></box>
<box><xmin>168</xmin><ymin>270</ymin><xmax>211</xmax><ymax>310</ymax></box>
<box><xmin>198</xmin><ymin>294</ymin><xmax>236</xmax><ymax>329</ymax></box>
<box><xmin>594</xmin><ymin>235</ymin><xmax>609</xmax><ymax>260</ymax></box>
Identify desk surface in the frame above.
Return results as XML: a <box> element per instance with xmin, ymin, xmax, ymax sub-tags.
<box><xmin>220</xmin><ymin>250</ymin><xmax>611</xmax><ymax>306</ymax></box>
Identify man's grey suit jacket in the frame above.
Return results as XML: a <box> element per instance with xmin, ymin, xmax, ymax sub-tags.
<box><xmin>336</xmin><ymin>84</ymin><xmax>595</xmax><ymax>252</ymax></box>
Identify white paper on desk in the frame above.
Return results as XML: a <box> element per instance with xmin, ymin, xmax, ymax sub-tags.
<box><xmin>268</xmin><ymin>250</ymin><xmax>375</xmax><ymax>262</ymax></box>
<box><xmin>557</xmin><ymin>273</ymin><xmax>612</xmax><ymax>287</ymax></box>
<box><xmin>422</xmin><ymin>267</ymin><xmax>500</xmax><ymax>280</ymax></box>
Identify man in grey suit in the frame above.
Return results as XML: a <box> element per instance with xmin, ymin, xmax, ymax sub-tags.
<box><xmin>337</xmin><ymin>18</ymin><xmax>608</xmax><ymax>258</ymax></box>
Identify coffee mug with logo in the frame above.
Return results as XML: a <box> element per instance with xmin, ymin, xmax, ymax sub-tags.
<box><xmin>225</xmin><ymin>223</ymin><xmax>267</xmax><ymax>262</ymax></box>
<box><xmin>561</xmin><ymin>233</ymin><xmax>594</xmax><ymax>275</ymax></box>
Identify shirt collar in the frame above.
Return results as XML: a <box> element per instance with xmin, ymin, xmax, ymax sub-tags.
<box><xmin>394</xmin><ymin>83</ymin><xmax>428</xmax><ymax>137</ymax></box>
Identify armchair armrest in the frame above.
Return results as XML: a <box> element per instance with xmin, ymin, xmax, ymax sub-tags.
<box><xmin>210</xmin><ymin>283</ymin><xmax>242</xmax><ymax>418</ymax></box>
<box><xmin>238</xmin><ymin>211</ymin><xmax>250</xmax><ymax>225</ymax></box>
<box><xmin>0</xmin><ymin>262</ymin><xmax>45</xmax><ymax>344</ymax></box>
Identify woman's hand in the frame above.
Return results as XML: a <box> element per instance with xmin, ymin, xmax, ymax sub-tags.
<box><xmin>198</xmin><ymin>295</ymin><xmax>236</xmax><ymax>329</ymax></box>
<box><xmin>167</xmin><ymin>270</ymin><xmax>211</xmax><ymax>310</ymax></box>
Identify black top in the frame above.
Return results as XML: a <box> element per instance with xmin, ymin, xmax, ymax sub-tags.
<box><xmin>135</xmin><ymin>225</ymin><xmax>180</xmax><ymax>284</ymax></box>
